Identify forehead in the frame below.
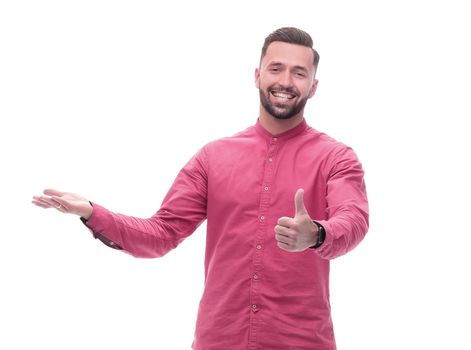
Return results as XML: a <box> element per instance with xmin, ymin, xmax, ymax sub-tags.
<box><xmin>262</xmin><ymin>41</ymin><xmax>314</xmax><ymax>70</ymax></box>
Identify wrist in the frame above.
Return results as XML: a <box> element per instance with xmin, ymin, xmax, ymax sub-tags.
<box><xmin>80</xmin><ymin>201</ymin><xmax>93</xmax><ymax>220</ymax></box>
<box><xmin>311</xmin><ymin>221</ymin><xmax>326</xmax><ymax>249</ymax></box>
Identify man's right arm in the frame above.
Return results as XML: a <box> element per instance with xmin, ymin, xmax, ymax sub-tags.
<box><xmin>32</xmin><ymin>147</ymin><xmax>209</xmax><ymax>258</ymax></box>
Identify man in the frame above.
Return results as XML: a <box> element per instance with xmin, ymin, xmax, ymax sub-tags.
<box><xmin>33</xmin><ymin>27</ymin><xmax>369</xmax><ymax>349</ymax></box>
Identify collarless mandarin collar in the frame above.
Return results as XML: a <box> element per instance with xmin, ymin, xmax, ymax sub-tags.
<box><xmin>255</xmin><ymin>118</ymin><xmax>309</xmax><ymax>141</ymax></box>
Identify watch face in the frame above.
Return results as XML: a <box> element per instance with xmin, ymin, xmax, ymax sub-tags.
<box><xmin>320</xmin><ymin>226</ymin><xmax>326</xmax><ymax>241</ymax></box>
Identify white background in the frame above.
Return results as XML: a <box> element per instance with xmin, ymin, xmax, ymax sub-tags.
<box><xmin>1</xmin><ymin>0</ymin><xmax>470</xmax><ymax>349</ymax></box>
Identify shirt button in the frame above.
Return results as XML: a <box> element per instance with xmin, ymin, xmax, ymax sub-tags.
<box><xmin>264</xmin><ymin>186</ymin><xmax>269</xmax><ymax>191</ymax></box>
<box><xmin>253</xmin><ymin>274</ymin><xmax>259</xmax><ymax>280</ymax></box>
<box><xmin>260</xmin><ymin>215</ymin><xmax>265</xmax><ymax>221</ymax></box>
<box><xmin>256</xmin><ymin>244</ymin><xmax>262</xmax><ymax>250</ymax></box>
<box><xmin>268</xmin><ymin>157</ymin><xmax>273</xmax><ymax>162</ymax></box>
<box><xmin>273</xmin><ymin>137</ymin><xmax>278</xmax><ymax>142</ymax></box>
<box><xmin>252</xmin><ymin>304</ymin><xmax>257</xmax><ymax>309</ymax></box>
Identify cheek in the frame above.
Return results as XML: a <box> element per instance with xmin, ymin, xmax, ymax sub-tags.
<box><xmin>258</xmin><ymin>77</ymin><xmax>274</xmax><ymax>91</ymax></box>
<box><xmin>300</xmin><ymin>82</ymin><xmax>315</xmax><ymax>97</ymax></box>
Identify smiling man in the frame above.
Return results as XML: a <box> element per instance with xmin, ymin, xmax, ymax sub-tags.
<box><xmin>33</xmin><ymin>27</ymin><xmax>369</xmax><ymax>349</ymax></box>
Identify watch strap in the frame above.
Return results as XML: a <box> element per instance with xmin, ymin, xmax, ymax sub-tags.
<box><xmin>311</xmin><ymin>221</ymin><xmax>326</xmax><ymax>249</ymax></box>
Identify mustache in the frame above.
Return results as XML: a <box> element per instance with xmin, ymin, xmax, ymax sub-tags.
<box><xmin>268</xmin><ymin>85</ymin><xmax>299</xmax><ymax>96</ymax></box>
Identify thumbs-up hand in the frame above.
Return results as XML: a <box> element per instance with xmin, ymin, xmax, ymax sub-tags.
<box><xmin>274</xmin><ymin>188</ymin><xmax>318</xmax><ymax>252</ymax></box>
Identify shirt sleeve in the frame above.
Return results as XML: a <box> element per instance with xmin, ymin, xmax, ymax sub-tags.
<box><xmin>81</xmin><ymin>147</ymin><xmax>208</xmax><ymax>258</ymax></box>
<box><xmin>314</xmin><ymin>145</ymin><xmax>369</xmax><ymax>260</ymax></box>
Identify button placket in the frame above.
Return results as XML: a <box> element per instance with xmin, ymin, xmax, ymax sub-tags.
<box><xmin>249</xmin><ymin>138</ymin><xmax>278</xmax><ymax>348</ymax></box>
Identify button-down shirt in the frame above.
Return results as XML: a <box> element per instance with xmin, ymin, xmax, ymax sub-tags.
<box><xmin>83</xmin><ymin>119</ymin><xmax>369</xmax><ymax>350</ymax></box>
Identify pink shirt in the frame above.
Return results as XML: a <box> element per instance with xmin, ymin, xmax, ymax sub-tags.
<box><xmin>84</xmin><ymin>119</ymin><xmax>369</xmax><ymax>350</ymax></box>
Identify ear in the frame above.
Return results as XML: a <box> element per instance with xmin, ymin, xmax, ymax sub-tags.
<box><xmin>255</xmin><ymin>68</ymin><xmax>260</xmax><ymax>89</ymax></box>
<box><xmin>308</xmin><ymin>79</ymin><xmax>318</xmax><ymax>99</ymax></box>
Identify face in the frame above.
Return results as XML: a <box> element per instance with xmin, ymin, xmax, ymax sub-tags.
<box><xmin>255</xmin><ymin>41</ymin><xmax>318</xmax><ymax>120</ymax></box>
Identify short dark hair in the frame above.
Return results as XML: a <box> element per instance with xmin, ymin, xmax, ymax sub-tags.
<box><xmin>260</xmin><ymin>27</ymin><xmax>320</xmax><ymax>70</ymax></box>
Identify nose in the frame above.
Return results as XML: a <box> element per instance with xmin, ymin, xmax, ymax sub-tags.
<box><xmin>278</xmin><ymin>70</ymin><xmax>293</xmax><ymax>87</ymax></box>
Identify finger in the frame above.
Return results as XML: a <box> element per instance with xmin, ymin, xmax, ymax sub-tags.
<box><xmin>274</xmin><ymin>225</ymin><xmax>291</xmax><ymax>237</ymax></box>
<box><xmin>34</xmin><ymin>196</ymin><xmax>57</xmax><ymax>208</ymax></box>
<box><xmin>275</xmin><ymin>235</ymin><xmax>293</xmax><ymax>246</ymax></box>
<box><xmin>43</xmin><ymin>189</ymin><xmax>66</xmax><ymax>197</ymax></box>
<box><xmin>51</xmin><ymin>200</ymin><xmax>67</xmax><ymax>212</ymax></box>
<box><xmin>56</xmin><ymin>204</ymin><xmax>68</xmax><ymax>213</ymax></box>
<box><xmin>51</xmin><ymin>196</ymin><xmax>70</xmax><ymax>211</ymax></box>
<box><xmin>277</xmin><ymin>216</ymin><xmax>295</xmax><ymax>227</ymax></box>
<box><xmin>36</xmin><ymin>196</ymin><xmax>66</xmax><ymax>211</ymax></box>
<box><xmin>275</xmin><ymin>233</ymin><xmax>291</xmax><ymax>246</ymax></box>
<box><xmin>277</xmin><ymin>241</ymin><xmax>291</xmax><ymax>251</ymax></box>
<box><xmin>32</xmin><ymin>199</ymin><xmax>49</xmax><ymax>209</ymax></box>
<box><xmin>294</xmin><ymin>188</ymin><xmax>307</xmax><ymax>216</ymax></box>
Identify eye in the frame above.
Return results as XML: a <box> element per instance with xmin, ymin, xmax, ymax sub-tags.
<box><xmin>295</xmin><ymin>71</ymin><xmax>307</xmax><ymax>78</ymax></box>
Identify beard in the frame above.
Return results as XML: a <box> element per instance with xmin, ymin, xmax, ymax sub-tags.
<box><xmin>259</xmin><ymin>85</ymin><xmax>309</xmax><ymax>120</ymax></box>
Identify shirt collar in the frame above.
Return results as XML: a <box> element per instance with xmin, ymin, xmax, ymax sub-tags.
<box><xmin>255</xmin><ymin>118</ymin><xmax>309</xmax><ymax>141</ymax></box>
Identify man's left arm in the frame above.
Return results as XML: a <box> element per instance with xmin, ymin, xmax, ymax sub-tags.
<box><xmin>314</xmin><ymin>146</ymin><xmax>369</xmax><ymax>260</ymax></box>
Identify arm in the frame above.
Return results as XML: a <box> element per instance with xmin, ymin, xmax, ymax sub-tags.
<box><xmin>33</xmin><ymin>148</ymin><xmax>208</xmax><ymax>258</ymax></box>
<box><xmin>314</xmin><ymin>146</ymin><xmax>369</xmax><ymax>260</ymax></box>
<box><xmin>86</xmin><ymin>149</ymin><xmax>207</xmax><ymax>258</ymax></box>
<box><xmin>273</xmin><ymin>146</ymin><xmax>368</xmax><ymax>257</ymax></box>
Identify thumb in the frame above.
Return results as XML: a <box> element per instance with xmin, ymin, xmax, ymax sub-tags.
<box><xmin>294</xmin><ymin>188</ymin><xmax>307</xmax><ymax>216</ymax></box>
<box><xmin>43</xmin><ymin>188</ymin><xmax>66</xmax><ymax>197</ymax></box>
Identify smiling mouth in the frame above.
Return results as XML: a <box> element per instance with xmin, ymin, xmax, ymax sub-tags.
<box><xmin>270</xmin><ymin>90</ymin><xmax>297</xmax><ymax>100</ymax></box>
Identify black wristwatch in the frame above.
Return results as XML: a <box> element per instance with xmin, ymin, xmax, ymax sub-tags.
<box><xmin>311</xmin><ymin>221</ymin><xmax>326</xmax><ymax>249</ymax></box>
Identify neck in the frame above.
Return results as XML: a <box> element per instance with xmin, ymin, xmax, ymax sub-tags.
<box><xmin>258</xmin><ymin>108</ymin><xmax>305</xmax><ymax>136</ymax></box>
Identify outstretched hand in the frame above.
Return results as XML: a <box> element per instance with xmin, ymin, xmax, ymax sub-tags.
<box><xmin>274</xmin><ymin>188</ymin><xmax>318</xmax><ymax>252</ymax></box>
<box><xmin>32</xmin><ymin>189</ymin><xmax>93</xmax><ymax>220</ymax></box>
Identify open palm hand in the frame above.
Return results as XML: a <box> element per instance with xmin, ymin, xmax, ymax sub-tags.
<box><xmin>32</xmin><ymin>189</ymin><xmax>93</xmax><ymax>219</ymax></box>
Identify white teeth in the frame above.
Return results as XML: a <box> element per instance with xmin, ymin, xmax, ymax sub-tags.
<box><xmin>272</xmin><ymin>92</ymin><xmax>294</xmax><ymax>99</ymax></box>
